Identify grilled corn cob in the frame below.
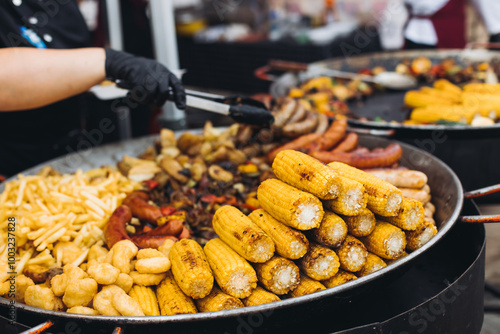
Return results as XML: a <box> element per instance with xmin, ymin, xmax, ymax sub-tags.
<box><xmin>409</xmin><ymin>106</ymin><xmax>476</xmax><ymax>124</ymax></box>
<box><xmin>195</xmin><ymin>286</ymin><xmax>244</xmax><ymax>312</ymax></box>
<box><xmin>212</xmin><ymin>205</ymin><xmax>275</xmax><ymax>263</ymax></box>
<box><xmin>156</xmin><ymin>271</ymin><xmax>198</xmax><ymax>315</ymax></box>
<box><xmin>322</xmin><ymin>176</ymin><xmax>367</xmax><ymax>216</ymax></box>
<box><xmin>296</xmin><ymin>242</ymin><xmax>340</xmax><ymax>281</ymax></box>
<box><xmin>335</xmin><ymin>235</ymin><xmax>368</xmax><ymax>272</ymax></box>
<box><xmin>321</xmin><ymin>269</ymin><xmax>357</xmax><ymax>288</ymax></box>
<box><xmin>434</xmin><ymin>79</ymin><xmax>462</xmax><ymax>95</ymax></box>
<box><xmin>340</xmin><ymin>208</ymin><xmax>376</xmax><ymax>237</ymax></box>
<box><xmin>309</xmin><ymin>211</ymin><xmax>348</xmax><ymax>248</ymax></box>
<box><xmin>242</xmin><ymin>286</ymin><xmax>281</xmax><ymax>306</ymax></box>
<box><xmin>254</xmin><ymin>256</ymin><xmax>300</xmax><ymax>295</ymax></box>
<box><xmin>257</xmin><ymin>178</ymin><xmax>324</xmax><ymax>230</ymax></box>
<box><xmin>381</xmin><ymin>197</ymin><xmax>424</xmax><ymax>231</ymax></box>
<box><xmin>328</xmin><ymin>162</ymin><xmax>403</xmax><ymax>217</ymax></box>
<box><xmin>404</xmin><ymin>90</ymin><xmax>456</xmax><ymax>108</ymax></box>
<box><xmin>248</xmin><ymin>209</ymin><xmax>309</xmax><ymax>260</ymax></box>
<box><xmin>356</xmin><ymin>252</ymin><xmax>387</xmax><ymax>277</ymax></box>
<box><xmin>169</xmin><ymin>239</ymin><xmax>214</xmax><ymax>299</ymax></box>
<box><xmin>128</xmin><ymin>285</ymin><xmax>160</xmax><ymax>316</ymax></box>
<box><xmin>359</xmin><ymin>220</ymin><xmax>406</xmax><ymax>260</ymax></box>
<box><xmin>405</xmin><ymin>218</ymin><xmax>438</xmax><ymax>251</ymax></box>
<box><xmin>463</xmin><ymin>83</ymin><xmax>500</xmax><ymax>95</ymax></box>
<box><xmin>272</xmin><ymin>149</ymin><xmax>341</xmax><ymax>200</ymax></box>
<box><xmin>203</xmin><ymin>238</ymin><xmax>257</xmax><ymax>299</ymax></box>
<box><xmin>288</xmin><ymin>273</ymin><xmax>326</xmax><ymax>298</ymax></box>
<box><xmin>420</xmin><ymin>86</ymin><xmax>462</xmax><ymax>103</ymax></box>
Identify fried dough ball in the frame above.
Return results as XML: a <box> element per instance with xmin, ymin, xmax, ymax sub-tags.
<box><xmin>111</xmin><ymin>240</ymin><xmax>138</xmax><ymax>274</ymax></box>
<box><xmin>93</xmin><ymin>285</ymin><xmax>121</xmax><ymax>316</ymax></box>
<box><xmin>62</xmin><ymin>278</ymin><xmax>98</xmax><ymax>308</ymax></box>
<box><xmin>67</xmin><ymin>306</ymin><xmax>99</xmax><ymax>315</ymax></box>
<box><xmin>25</xmin><ymin>285</ymin><xmax>63</xmax><ymax>311</ymax></box>
<box><xmin>114</xmin><ymin>273</ymin><xmax>134</xmax><ymax>293</ymax></box>
<box><xmin>87</xmin><ymin>263</ymin><xmax>120</xmax><ymax>285</ymax></box>
<box><xmin>129</xmin><ymin>271</ymin><xmax>167</xmax><ymax>286</ymax></box>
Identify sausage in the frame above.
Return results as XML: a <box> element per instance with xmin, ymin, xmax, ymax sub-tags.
<box><xmin>141</xmin><ymin>219</ymin><xmax>184</xmax><ymax>237</ymax></box>
<box><xmin>306</xmin><ymin>118</ymin><xmax>347</xmax><ymax>152</ymax></box>
<box><xmin>286</xmin><ymin>101</ymin><xmax>307</xmax><ymax>124</ymax></box>
<box><xmin>309</xmin><ymin>143</ymin><xmax>403</xmax><ymax>169</ymax></box>
<box><xmin>122</xmin><ymin>192</ymin><xmax>162</xmax><ymax>225</ymax></box>
<box><xmin>330</xmin><ymin>132</ymin><xmax>359</xmax><ymax>153</ymax></box>
<box><xmin>272</xmin><ymin>98</ymin><xmax>297</xmax><ymax>128</ymax></box>
<box><xmin>365</xmin><ymin>169</ymin><xmax>428</xmax><ymax>189</ymax></box>
<box><xmin>314</xmin><ymin>113</ymin><xmax>329</xmax><ymax>134</ymax></box>
<box><xmin>282</xmin><ymin>110</ymin><xmax>319</xmax><ymax>138</ymax></box>
<box><xmin>267</xmin><ymin>132</ymin><xmax>321</xmax><ymax>162</ymax></box>
<box><xmin>104</xmin><ymin>205</ymin><xmax>133</xmax><ymax>249</ymax></box>
<box><xmin>130</xmin><ymin>235</ymin><xmax>178</xmax><ymax>249</ymax></box>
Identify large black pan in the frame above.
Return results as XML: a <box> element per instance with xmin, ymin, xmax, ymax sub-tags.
<box><xmin>266</xmin><ymin>49</ymin><xmax>500</xmax><ymax>201</ymax></box>
<box><xmin>0</xmin><ymin>133</ymin><xmax>497</xmax><ymax>334</ymax></box>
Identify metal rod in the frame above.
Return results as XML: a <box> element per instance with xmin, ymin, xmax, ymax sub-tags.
<box><xmin>20</xmin><ymin>321</ymin><xmax>54</xmax><ymax>334</ymax></box>
<box><xmin>464</xmin><ymin>184</ymin><xmax>500</xmax><ymax>199</ymax></box>
<box><xmin>149</xmin><ymin>0</ymin><xmax>186</xmax><ymax>130</ymax></box>
<box><xmin>105</xmin><ymin>0</ymin><xmax>123</xmax><ymax>50</ymax></box>
<box><xmin>112</xmin><ymin>327</ymin><xmax>124</xmax><ymax>334</ymax></box>
<box><xmin>460</xmin><ymin>215</ymin><xmax>500</xmax><ymax>223</ymax></box>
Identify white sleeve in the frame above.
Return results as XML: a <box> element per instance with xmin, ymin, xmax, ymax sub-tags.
<box><xmin>404</xmin><ymin>0</ymin><xmax>450</xmax><ymax>16</ymax></box>
<box><xmin>472</xmin><ymin>0</ymin><xmax>500</xmax><ymax>35</ymax></box>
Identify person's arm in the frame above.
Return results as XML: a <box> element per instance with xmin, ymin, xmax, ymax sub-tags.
<box><xmin>0</xmin><ymin>47</ymin><xmax>106</xmax><ymax>111</ymax></box>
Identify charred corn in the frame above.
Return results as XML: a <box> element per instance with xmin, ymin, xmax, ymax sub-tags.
<box><xmin>309</xmin><ymin>211</ymin><xmax>348</xmax><ymax>248</ymax></box>
<box><xmin>335</xmin><ymin>235</ymin><xmax>368</xmax><ymax>272</ymax></box>
<box><xmin>321</xmin><ymin>269</ymin><xmax>357</xmax><ymax>288</ymax></box>
<box><xmin>296</xmin><ymin>242</ymin><xmax>340</xmax><ymax>281</ymax></box>
<box><xmin>254</xmin><ymin>256</ymin><xmax>300</xmax><ymax>295</ymax></box>
<box><xmin>328</xmin><ymin>162</ymin><xmax>403</xmax><ymax>217</ymax></box>
<box><xmin>405</xmin><ymin>218</ymin><xmax>438</xmax><ymax>251</ymax></box>
<box><xmin>248</xmin><ymin>209</ymin><xmax>309</xmax><ymax>260</ymax></box>
<box><xmin>203</xmin><ymin>238</ymin><xmax>257</xmax><ymax>299</ymax></box>
<box><xmin>257</xmin><ymin>178</ymin><xmax>324</xmax><ymax>230</ymax></box>
<box><xmin>404</xmin><ymin>90</ymin><xmax>456</xmax><ymax>108</ymax></box>
<box><xmin>340</xmin><ymin>208</ymin><xmax>376</xmax><ymax>237</ymax></box>
<box><xmin>242</xmin><ymin>286</ymin><xmax>281</xmax><ymax>306</ymax></box>
<box><xmin>169</xmin><ymin>239</ymin><xmax>214</xmax><ymax>299</ymax></box>
<box><xmin>195</xmin><ymin>286</ymin><xmax>244</xmax><ymax>312</ymax></box>
<box><xmin>212</xmin><ymin>205</ymin><xmax>275</xmax><ymax>263</ymax></box>
<box><xmin>381</xmin><ymin>198</ymin><xmax>424</xmax><ymax>231</ymax></box>
<box><xmin>356</xmin><ymin>253</ymin><xmax>387</xmax><ymax>277</ymax></box>
<box><xmin>359</xmin><ymin>220</ymin><xmax>406</xmax><ymax>260</ymax></box>
<box><xmin>272</xmin><ymin>149</ymin><xmax>341</xmax><ymax>200</ymax></box>
<box><xmin>322</xmin><ymin>176</ymin><xmax>367</xmax><ymax>216</ymax></box>
<box><xmin>288</xmin><ymin>273</ymin><xmax>326</xmax><ymax>298</ymax></box>
<box><xmin>434</xmin><ymin>79</ymin><xmax>462</xmax><ymax>95</ymax></box>
<box><xmin>128</xmin><ymin>285</ymin><xmax>160</xmax><ymax>316</ymax></box>
<box><xmin>156</xmin><ymin>271</ymin><xmax>197</xmax><ymax>315</ymax></box>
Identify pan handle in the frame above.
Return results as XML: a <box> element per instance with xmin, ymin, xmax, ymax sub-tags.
<box><xmin>254</xmin><ymin>60</ymin><xmax>310</xmax><ymax>82</ymax></box>
<box><xmin>459</xmin><ymin>184</ymin><xmax>500</xmax><ymax>223</ymax></box>
<box><xmin>20</xmin><ymin>321</ymin><xmax>54</xmax><ymax>334</ymax></box>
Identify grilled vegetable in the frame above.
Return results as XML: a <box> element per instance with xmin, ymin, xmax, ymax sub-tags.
<box><xmin>254</xmin><ymin>256</ymin><xmax>300</xmax><ymax>295</ymax></box>
<box><xmin>242</xmin><ymin>286</ymin><xmax>281</xmax><ymax>306</ymax></box>
<box><xmin>128</xmin><ymin>285</ymin><xmax>160</xmax><ymax>316</ymax></box>
<box><xmin>212</xmin><ymin>205</ymin><xmax>275</xmax><ymax>263</ymax></box>
<box><xmin>169</xmin><ymin>239</ymin><xmax>214</xmax><ymax>299</ymax></box>
<box><xmin>359</xmin><ymin>220</ymin><xmax>406</xmax><ymax>260</ymax></box>
<box><xmin>195</xmin><ymin>286</ymin><xmax>244</xmax><ymax>312</ymax></box>
<box><xmin>335</xmin><ymin>235</ymin><xmax>368</xmax><ymax>272</ymax></box>
<box><xmin>340</xmin><ymin>208</ymin><xmax>376</xmax><ymax>237</ymax></box>
<box><xmin>257</xmin><ymin>178</ymin><xmax>324</xmax><ymax>230</ymax></box>
<box><xmin>356</xmin><ymin>253</ymin><xmax>387</xmax><ymax>277</ymax></box>
<box><xmin>404</xmin><ymin>90</ymin><xmax>455</xmax><ymax>108</ymax></box>
<box><xmin>309</xmin><ymin>211</ymin><xmax>348</xmax><ymax>248</ymax></box>
<box><xmin>288</xmin><ymin>273</ymin><xmax>326</xmax><ymax>297</ymax></box>
<box><xmin>296</xmin><ymin>242</ymin><xmax>340</xmax><ymax>281</ymax></box>
<box><xmin>203</xmin><ymin>238</ymin><xmax>257</xmax><ymax>299</ymax></box>
<box><xmin>156</xmin><ymin>271</ymin><xmax>197</xmax><ymax>315</ymax></box>
<box><xmin>405</xmin><ymin>218</ymin><xmax>438</xmax><ymax>251</ymax></box>
<box><xmin>248</xmin><ymin>209</ymin><xmax>309</xmax><ymax>260</ymax></box>
<box><xmin>328</xmin><ymin>162</ymin><xmax>403</xmax><ymax>217</ymax></box>
<box><xmin>434</xmin><ymin>79</ymin><xmax>462</xmax><ymax>95</ymax></box>
<box><xmin>272</xmin><ymin>149</ymin><xmax>341</xmax><ymax>200</ymax></box>
<box><xmin>381</xmin><ymin>198</ymin><xmax>424</xmax><ymax>231</ymax></box>
<box><xmin>409</xmin><ymin>106</ymin><xmax>475</xmax><ymax>124</ymax></box>
<box><xmin>322</xmin><ymin>176</ymin><xmax>367</xmax><ymax>216</ymax></box>
<box><xmin>321</xmin><ymin>269</ymin><xmax>357</xmax><ymax>288</ymax></box>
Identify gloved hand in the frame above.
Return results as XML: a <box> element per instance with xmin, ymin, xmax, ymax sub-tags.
<box><xmin>104</xmin><ymin>48</ymin><xmax>186</xmax><ymax>109</ymax></box>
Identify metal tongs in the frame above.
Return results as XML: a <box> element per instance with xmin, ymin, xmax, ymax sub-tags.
<box><xmin>182</xmin><ymin>89</ymin><xmax>274</xmax><ymax>126</ymax></box>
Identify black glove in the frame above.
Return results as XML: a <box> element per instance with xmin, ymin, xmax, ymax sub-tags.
<box><xmin>490</xmin><ymin>33</ymin><xmax>500</xmax><ymax>44</ymax></box>
<box><xmin>104</xmin><ymin>48</ymin><xmax>186</xmax><ymax>109</ymax></box>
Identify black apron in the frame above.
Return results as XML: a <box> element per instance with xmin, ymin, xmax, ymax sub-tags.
<box><xmin>0</xmin><ymin>0</ymin><xmax>91</xmax><ymax>177</ymax></box>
